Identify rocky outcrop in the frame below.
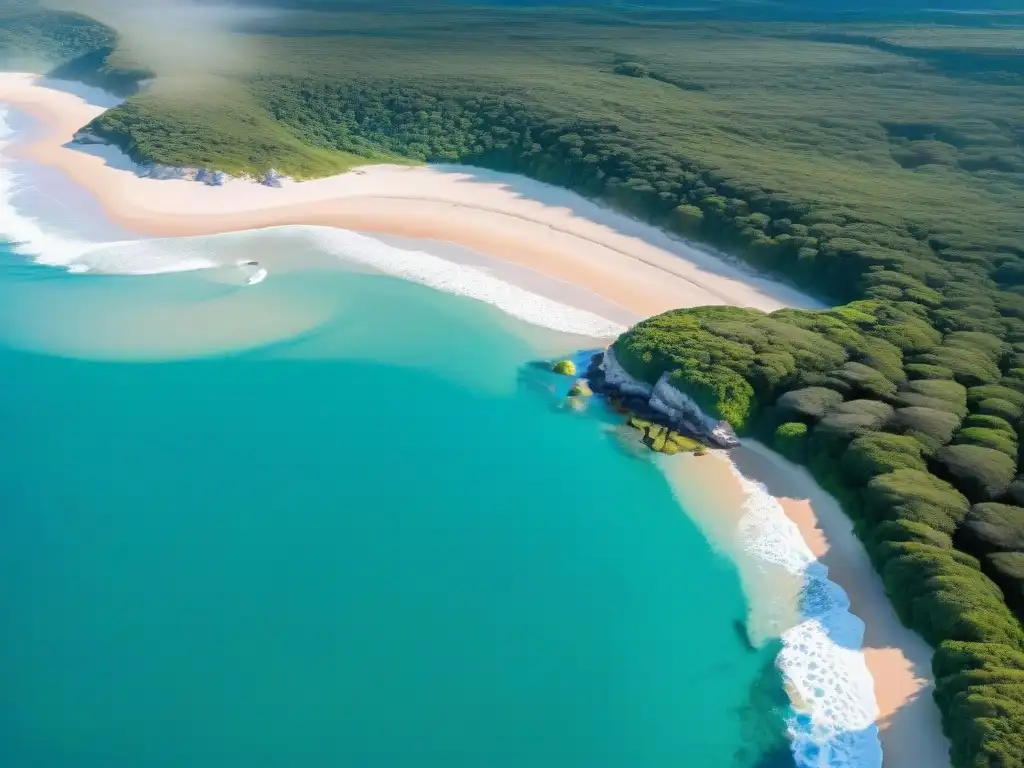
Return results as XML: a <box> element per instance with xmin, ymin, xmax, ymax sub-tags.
<box><xmin>71</xmin><ymin>131</ymin><xmax>107</xmax><ymax>145</ymax></box>
<box><xmin>262</xmin><ymin>169</ymin><xmax>285</xmax><ymax>187</ymax></box>
<box><xmin>651</xmin><ymin>373</ymin><xmax>717</xmax><ymax>431</ymax></box>
<box><xmin>600</xmin><ymin>347</ymin><xmax>653</xmax><ymax>397</ymax></box>
<box><xmin>67</xmin><ymin>138</ymin><xmax>232</xmax><ymax>186</ymax></box>
<box><xmin>589</xmin><ymin>349</ymin><xmax>740</xmax><ymax>449</ymax></box>
<box><xmin>195</xmin><ymin>168</ymin><xmax>230</xmax><ymax>186</ymax></box>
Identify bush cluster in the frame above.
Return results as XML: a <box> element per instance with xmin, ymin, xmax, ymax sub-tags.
<box><xmin>614</xmin><ymin>297</ymin><xmax>1024</xmax><ymax>766</ymax></box>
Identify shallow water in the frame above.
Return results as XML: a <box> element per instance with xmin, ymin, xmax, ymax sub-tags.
<box><xmin>0</xmin><ymin>239</ymin><xmax>796</xmax><ymax>767</ymax></box>
<box><xmin>0</xmin><ymin>90</ymin><xmax>881</xmax><ymax>765</ymax></box>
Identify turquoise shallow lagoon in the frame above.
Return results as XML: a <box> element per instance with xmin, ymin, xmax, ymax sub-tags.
<box><xmin>0</xmin><ymin>241</ymin><xmax>792</xmax><ymax>767</ymax></box>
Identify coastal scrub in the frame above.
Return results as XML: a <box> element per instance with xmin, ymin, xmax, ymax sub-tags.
<box><xmin>611</xmin><ymin>299</ymin><xmax>1024</xmax><ymax>766</ymax></box>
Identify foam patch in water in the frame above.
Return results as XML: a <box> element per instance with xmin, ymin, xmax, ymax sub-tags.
<box><xmin>730</xmin><ymin>463</ymin><xmax>883</xmax><ymax>768</ymax></box>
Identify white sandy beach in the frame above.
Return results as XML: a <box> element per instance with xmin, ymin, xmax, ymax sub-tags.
<box><xmin>0</xmin><ymin>72</ymin><xmax>822</xmax><ymax>319</ymax></box>
<box><xmin>0</xmin><ymin>71</ymin><xmax>950</xmax><ymax>767</ymax></box>
<box><xmin>729</xmin><ymin>443</ymin><xmax>952</xmax><ymax>768</ymax></box>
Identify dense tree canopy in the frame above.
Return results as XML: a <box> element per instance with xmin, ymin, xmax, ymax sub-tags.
<box><xmin>612</xmin><ymin>289</ymin><xmax>1023</xmax><ymax>768</ymax></box>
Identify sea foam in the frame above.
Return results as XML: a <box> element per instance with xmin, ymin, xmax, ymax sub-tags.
<box><xmin>0</xmin><ymin>110</ymin><xmax>216</xmax><ymax>274</ymax></box>
<box><xmin>0</xmin><ymin>107</ymin><xmax>623</xmax><ymax>338</ymax></box>
<box><xmin>300</xmin><ymin>226</ymin><xmax>626</xmax><ymax>338</ymax></box>
<box><xmin>730</xmin><ymin>461</ymin><xmax>883</xmax><ymax>768</ymax></box>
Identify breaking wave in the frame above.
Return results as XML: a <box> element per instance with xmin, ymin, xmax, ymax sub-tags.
<box><xmin>730</xmin><ymin>461</ymin><xmax>883</xmax><ymax>768</ymax></box>
<box><xmin>0</xmin><ymin>106</ymin><xmax>622</xmax><ymax>338</ymax></box>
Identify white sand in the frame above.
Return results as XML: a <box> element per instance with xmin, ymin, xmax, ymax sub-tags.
<box><xmin>728</xmin><ymin>442</ymin><xmax>952</xmax><ymax>768</ymax></box>
<box><xmin>0</xmin><ymin>72</ymin><xmax>823</xmax><ymax>319</ymax></box>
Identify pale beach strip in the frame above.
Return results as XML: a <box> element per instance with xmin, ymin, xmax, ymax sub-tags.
<box><xmin>725</xmin><ymin>442</ymin><xmax>952</xmax><ymax>768</ymax></box>
<box><xmin>0</xmin><ymin>72</ymin><xmax>950</xmax><ymax>767</ymax></box>
<box><xmin>0</xmin><ymin>73</ymin><xmax>822</xmax><ymax>318</ymax></box>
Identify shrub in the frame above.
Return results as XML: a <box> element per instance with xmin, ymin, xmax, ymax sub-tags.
<box><xmin>963</xmin><ymin>414</ymin><xmax>1017</xmax><ymax>436</ymax></box>
<box><xmin>1009</xmin><ymin>476</ymin><xmax>1024</xmax><ymax>506</ymax></box>
<box><xmin>829</xmin><ymin>361</ymin><xmax>898</xmax><ymax>399</ymax></box>
<box><xmin>933</xmin><ymin>665</ymin><xmax>1024</xmax><ymax>711</ymax></box>
<box><xmin>914</xmin><ymin>346</ymin><xmax>1002</xmax><ymax>387</ymax></box>
<box><xmin>968</xmin><ymin>385</ymin><xmax>1024</xmax><ymax>411</ymax></box>
<box><xmin>873</xmin><ymin>519</ymin><xmax>953</xmax><ymax>549</ymax></box>
<box><xmin>943</xmin><ymin>694</ymin><xmax>1024</xmax><ymax>768</ymax></box>
<box><xmin>775</xmin><ymin>386</ymin><xmax>844</xmax><ymax>421</ymax></box>
<box><xmin>813</xmin><ymin>399</ymin><xmax>894</xmax><ymax>453</ymax></box>
<box><xmin>892</xmin><ymin>392</ymin><xmax>966</xmax><ymax>416</ymax></box>
<box><xmin>853</xmin><ymin>336</ymin><xmax>906</xmax><ymax>383</ymax></box>
<box><xmin>977</xmin><ymin>397</ymin><xmax>1024</xmax><ymax>423</ymax></box>
<box><xmin>935</xmin><ymin>444</ymin><xmax>1017</xmax><ymax>502</ymax></box>
<box><xmin>958</xmin><ymin>503</ymin><xmax>1024</xmax><ymax>556</ymax></box>
<box><xmin>841</xmin><ymin>432</ymin><xmax>927</xmax><ymax>484</ymax></box>
<box><xmin>934</xmin><ymin>641</ymin><xmax>1024</xmax><ymax>679</ymax></box>
<box><xmin>881</xmin><ymin>544</ymin><xmax>1024</xmax><ymax>648</ymax></box>
<box><xmin>905</xmin><ymin>363</ymin><xmax>954</xmax><ymax>380</ymax></box>
<box><xmin>864</xmin><ymin>469</ymin><xmax>970</xmax><ymax>535</ymax></box>
<box><xmin>987</xmin><ymin>552</ymin><xmax>1024</xmax><ymax>617</ymax></box>
<box><xmin>943</xmin><ymin>331</ymin><xmax>1010</xmax><ymax>363</ymax></box>
<box><xmin>774</xmin><ymin>421</ymin><xmax>808</xmax><ymax>461</ymax></box>
<box><xmin>954</xmin><ymin>427</ymin><xmax>1018</xmax><ymax>457</ymax></box>
<box><xmin>890</xmin><ymin>406</ymin><xmax>962</xmax><ymax>455</ymax></box>
<box><xmin>869</xmin><ymin>519</ymin><xmax>952</xmax><ymax>567</ymax></box>
<box><xmin>898</xmin><ymin>379</ymin><xmax>968</xmax><ymax>416</ymax></box>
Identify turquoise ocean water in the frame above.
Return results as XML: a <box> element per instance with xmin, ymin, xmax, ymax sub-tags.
<box><xmin>0</xmin><ymin>241</ymin><xmax>794</xmax><ymax>767</ymax></box>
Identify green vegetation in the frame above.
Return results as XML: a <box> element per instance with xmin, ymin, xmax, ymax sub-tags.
<box><xmin>960</xmin><ymin>504</ymin><xmax>1024</xmax><ymax>556</ymax></box>
<box><xmin>3</xmin><ymin>2</ymin><xmax>1023</xmax><ymax>764</ymax></box>
<box><xmin>842</xmin><ymin>432</ymin><xmax>927</xmax><ymax>484</ymax></box>
<box><xmin>613</xmin><ymin>296</ymin><xmax>1023</xmax><ymax>764</ymax></box>
<box><xmin>935</xmin><ymin>445</ymin><xmax>1017</xmax><ymax>503</ymax></box>
<box><xmin>773</xmin><ymin>421</ymin><xmax>808</xmax><ymax>461</ymax></box>
<box><xmin>626</xmin><ymin>415</ymin><xmax>704</xmax><ymax>455</ymax></box>
<box><xmin>3</xmin><ymin>1</ymin><xmax>1021</xmax><ymax>305</ymax></box>
<box><xmin>0</xmin><ymin>2</ymin><xmax>112</xmax><ymax>71</ymax></box>
<box><xmin>551</xmin><ymin>359</ymin><xmax>576</xmax><ymax>376</ymax></box>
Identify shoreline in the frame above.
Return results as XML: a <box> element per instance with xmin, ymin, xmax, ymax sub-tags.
<box><xmin>0</xmin><ymin>71</ymin><xmax>951</xmax><ymax>766</ymax></box>
<box><xmin>0</xmin><ymin>72</ymin><xmax>824</xmax><ymax>319</ymax></box>
<box><xmin>725</xmin><ymin>442</ymin><xmax>951</xmax><ymax>768</ymax></box>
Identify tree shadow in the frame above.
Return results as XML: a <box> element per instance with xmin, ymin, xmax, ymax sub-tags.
<box><xmin>428</xmin><ymin>163</ymin><xmax>827</xmax><ymax>311</ymax></box>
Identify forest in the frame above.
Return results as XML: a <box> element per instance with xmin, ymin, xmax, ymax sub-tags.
<box><xmin>2</xmin><ymin>1</ymin><xmax>1024</xmax><ymax>766</ymax></box>
<box><xmin>613</xmin><ymin>300</ymin><xmax>1024</xmax><ymax>766</ymax></box>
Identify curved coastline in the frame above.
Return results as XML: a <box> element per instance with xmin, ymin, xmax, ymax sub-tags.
<box><xmin>0</xmin><ymin>72</ymin><xmax>823</xmax><ymax>319</ymax></box>
<box><xmin>0</xmin><ymin>72</ymin><xmax>950</xmax><ymax>767</ymax></box>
